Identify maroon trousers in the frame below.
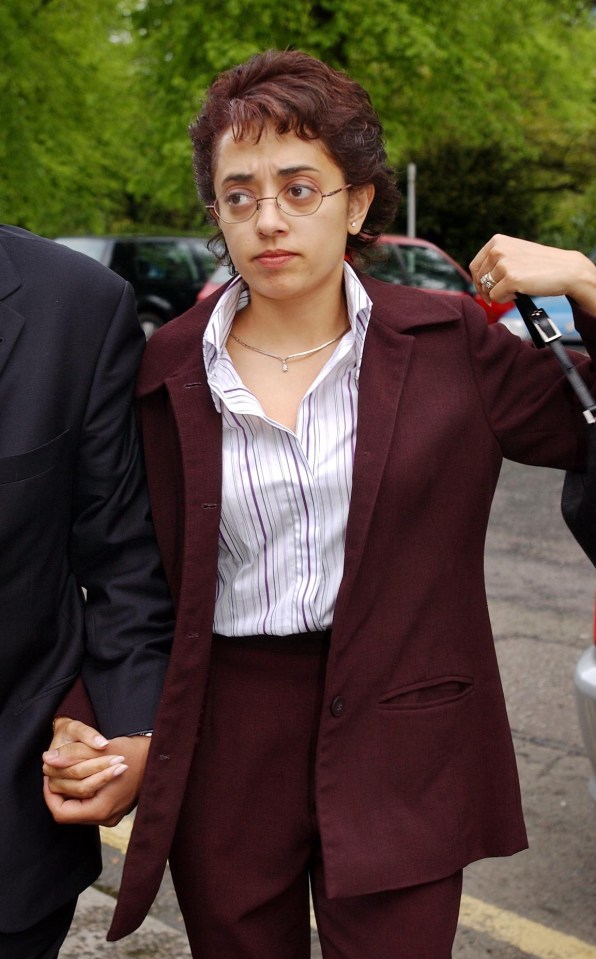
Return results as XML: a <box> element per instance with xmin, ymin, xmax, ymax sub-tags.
<box><xmin>169</xmin><ymin>634</ymin><xmax>462</xmax><ymax>959</ymax></box>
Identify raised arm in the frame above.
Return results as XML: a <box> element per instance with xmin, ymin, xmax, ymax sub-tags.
<box><xmin>470</xmin><ymin>234</ymin><xmax>596</xmax><ymax>314</ymax></box>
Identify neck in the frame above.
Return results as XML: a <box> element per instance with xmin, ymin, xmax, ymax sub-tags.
<box><xmin>235</xmin><ymin>281</ymin><xmax>348</xmax><ymax>350</ymax></box>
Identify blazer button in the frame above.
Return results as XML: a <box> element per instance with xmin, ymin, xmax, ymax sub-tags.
<box><xmin>330</xmin><ymin>696</ymin><xmax>345</xmax><ymax>717</ymax></box>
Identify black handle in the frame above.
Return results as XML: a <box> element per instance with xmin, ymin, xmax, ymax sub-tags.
<box><xmin>515</xmin><ymin>293</ymin><xmax>596</xmax><ymax>424</ymax></box>
<box><xmin>515</xmin><ymin>293</ymin><xmax>561</xmax><ymax>349</ymax></box>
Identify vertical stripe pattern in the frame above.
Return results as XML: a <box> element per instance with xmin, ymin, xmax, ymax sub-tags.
<box><xmin>204</xmin><ymin>264</ymin><xmax>372</xmax><ymax>637</ymax></box>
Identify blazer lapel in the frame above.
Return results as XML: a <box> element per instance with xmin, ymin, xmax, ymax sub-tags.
<box><xmin>338</xmin><ymin>312</ymin><xmax>414</xmax><ymax>595</ymax></box>
<box><xmin>333</xmin><ymin>280</ymin><xmax>463</xmax><ymax>626</ymax></box>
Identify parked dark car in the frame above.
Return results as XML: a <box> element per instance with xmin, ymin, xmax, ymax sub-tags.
<box><xmin>198</xmin><ymin>235</ymin><xmax>509</xmax><ymax>323</ymax></box>
<box><xmin>55</xmin><ymin>235</ymin><xmax>217</xmax><ymax>337</ymax></box>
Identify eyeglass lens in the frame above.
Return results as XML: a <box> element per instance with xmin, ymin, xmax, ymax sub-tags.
<box><xmin>215</xmin><ymin>182</ymin><xmax>324</xmax><ymax>222</ymax></box>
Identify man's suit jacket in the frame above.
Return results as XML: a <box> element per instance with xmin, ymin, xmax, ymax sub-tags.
<box><xmin>0</xmin><ymin>226</ymin><xmax>173</xmax><ymax>932</ymax></box>
<box><xmin>108</xmin><ymin>274</ymin><xmax>595</xmax><ymax>939</ymax></box>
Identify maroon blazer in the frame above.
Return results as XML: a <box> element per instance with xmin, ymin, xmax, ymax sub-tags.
<box><xmin>108</xmin><ymin>276</ymin><xmax>596</xmax><ymax>940</ymax></box>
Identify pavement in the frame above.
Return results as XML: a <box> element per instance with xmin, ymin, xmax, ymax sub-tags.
<box><xmin>59</xmin><ymin>886</ymin><xmax>192</xmax><ymax>958</ymax></box>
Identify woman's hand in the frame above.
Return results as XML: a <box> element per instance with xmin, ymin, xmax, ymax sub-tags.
<box><xmin>470</xmin><ymin>235</ymin><xmax>596</xmax><ymax>314</ymax></box>
<box><xmin>42</xmin><ymin>717</ymin><xmax>151</xmax><ymax>827</ymax></box>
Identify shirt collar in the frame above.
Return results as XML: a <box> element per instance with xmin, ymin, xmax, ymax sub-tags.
<box><xmin>342</xmin><ymin>261</ymin><xmax>373</xmax><ymax>378</ymax></box>
<box><xmin>203</xmin><ymin>261</ymin><xmax>373</xmax><ymax>387</ymax></box>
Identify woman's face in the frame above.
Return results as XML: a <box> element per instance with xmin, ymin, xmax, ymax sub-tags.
<box><xmin>211</xmin><ymin>122</ymin><xmax>371</xmax><ymax>309</ymax></box>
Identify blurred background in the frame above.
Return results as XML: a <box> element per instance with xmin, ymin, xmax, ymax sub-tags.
<box><xmin>2</xmin><ymin>0</ymin><xmax>595</xmax><ymax>268</ymax></box>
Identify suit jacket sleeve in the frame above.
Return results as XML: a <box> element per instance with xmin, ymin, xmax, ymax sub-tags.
<box><xmin>463</xmin><ymin>297</ymin><xmax>595</xmax><ymax>469</ymax></box>
<box><xmin>67</xmin><ymin>283</ymin><xmax>174</xmax><ymax>738</ymax></box>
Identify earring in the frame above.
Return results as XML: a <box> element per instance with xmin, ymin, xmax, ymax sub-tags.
<box><xmin>351</xmin><ymin>221</ymin><xmax>357</xmax><ymax>228</ymax></box>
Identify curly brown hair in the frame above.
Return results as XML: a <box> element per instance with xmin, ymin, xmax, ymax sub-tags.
<box><xmin>189</xmin><ymin>49</ymin><xmax>399</xmax><ymax>269</ymax></box>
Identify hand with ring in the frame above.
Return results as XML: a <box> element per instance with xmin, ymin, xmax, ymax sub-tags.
<box><xmin>479</xmin><ymin>271</ymin><xmax>496</xmax><ymax>293</ymax></box>
<box><xmin>470</xmin><ymin>234</ymin><xmax>596</xmax><ymax>313</ymax></box>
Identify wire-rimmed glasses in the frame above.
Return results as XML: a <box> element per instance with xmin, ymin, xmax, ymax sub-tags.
<box><xmin>207</xmin><ymin>182</ymin><xmax>352</xmax><ymax>224</ymax></box>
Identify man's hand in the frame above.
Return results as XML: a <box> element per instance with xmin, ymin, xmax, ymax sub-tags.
<box><xmin>42</xmin><ymin>717</ymin><xmax>151</xmax><ymax>827</ymax></box>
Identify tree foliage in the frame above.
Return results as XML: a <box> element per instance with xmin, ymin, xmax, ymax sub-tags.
<box><xmin>1</xmin><ymin>0</ymin><xmax>594</xmax><ymax>259</ymax></box>
<box><xmin>0</xmin><ymin>0</ymin><xmax>140</xmax><ymax>234</ymax></box>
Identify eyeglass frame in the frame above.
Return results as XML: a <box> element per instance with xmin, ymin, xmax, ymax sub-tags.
<box><xmin>206</xmin><ymin>183</ymin><xmax>353</xmax><ymax>224</ymax></box>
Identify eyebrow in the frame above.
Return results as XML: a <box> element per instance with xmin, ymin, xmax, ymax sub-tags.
<box><xmin>220</xmin><ymin>165</ymin><xmax>321</xmax><ymax>187</ymax></box>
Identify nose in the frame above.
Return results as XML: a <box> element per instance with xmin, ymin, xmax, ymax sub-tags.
<box><xmin>254</xmin><ymin>196</ymin><xmax>288</xmax><ymax>233</ymax></box>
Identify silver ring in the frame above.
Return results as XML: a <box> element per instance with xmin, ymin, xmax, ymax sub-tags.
<box><xmin>480</xmin><ymin>271</ymin><xmax>496</xmax><ymax>292</ymax></box>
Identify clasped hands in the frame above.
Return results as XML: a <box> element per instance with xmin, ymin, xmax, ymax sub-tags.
<box><xmin>43</xmin><ymin>717</ymin><xmax>151</xmax><ymax>827</ymax></box>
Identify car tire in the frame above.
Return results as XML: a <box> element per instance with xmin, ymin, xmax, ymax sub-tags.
<box><xmin>138</xmin><ymin>311</ymin><xmax>164</xmax><ymax>340</ymax></box>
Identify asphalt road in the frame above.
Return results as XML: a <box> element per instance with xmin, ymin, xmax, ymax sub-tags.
<box><xmin>456</xmin><ymin>457</ymin><xmax>596</xmax><ymax>956</ymax></box>
<box><xmin>66</xmin><ymin>458</ymin><xmax>596</xmax><ymax>957</ymax></box>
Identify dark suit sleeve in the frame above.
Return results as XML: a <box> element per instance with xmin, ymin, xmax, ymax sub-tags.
<box><xmin>68</xmin><ymin>282</ymin><xmax>174</xmax><ymax>738</ymax></box>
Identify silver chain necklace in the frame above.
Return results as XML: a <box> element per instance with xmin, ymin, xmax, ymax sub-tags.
<box><xmin>228</xmin><ymin>326</ymin><xmax>350</xmax><ymax>372</ymax></box>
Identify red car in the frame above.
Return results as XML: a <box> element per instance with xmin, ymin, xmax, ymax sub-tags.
<box><xmin>198</xmin><ymin>234</ymin><xmax>509</xmax><ymax>322</ymax></box>
<box><xmin>368</xmin><ymin>235</ymin><xmax>509</xmax><ymax>323</ymax></box>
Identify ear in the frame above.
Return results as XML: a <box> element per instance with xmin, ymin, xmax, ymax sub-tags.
<box><xmin>348</xmin><ymin>184</ymin><xmax>375</xmax><ymax>234</ymax></box>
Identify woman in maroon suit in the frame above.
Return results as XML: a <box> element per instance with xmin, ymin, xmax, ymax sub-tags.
<box><xmin>45</xmin><ymin>50</ymin><xmax>596</xmax><ymax>958</ymax></box>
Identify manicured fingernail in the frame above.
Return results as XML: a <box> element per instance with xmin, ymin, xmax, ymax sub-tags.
<box><xmin>94</xmin><ymin>736</ymin><xmax>109</xmax><ymax>747</ymax></box>
<box><xmin>112</xmin><ymin>764</ymin><xmax>128</xmax><ymax>777</ymax></box>
<box><xmin>108</xmin><ymin>756</ymin><xmax>126</xmax><ymax>765</ymax></box>
<box><xmin>43</xmin><ymin>750</ymin><xmax>59</xmax><ymax>760</ymax></box>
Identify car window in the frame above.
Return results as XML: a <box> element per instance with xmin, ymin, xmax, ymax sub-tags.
<box><xmin>395</xmin><ymin>244</ymin><xmax>469</xmax><ymax>292</ymax></box>
<box><xmin>133</xmin><ymin>241</ymin><xmax>201</xmax><ymax>284</ymax></box>
<box><xmin>368</xmin><ymin>246</ymin><xmax>409</xmax><ymax>284</ymax></box>
<box><xmin>189</xmin><ymin>239</ymin><xmax>218</xmax><ymax>278</ymax></box>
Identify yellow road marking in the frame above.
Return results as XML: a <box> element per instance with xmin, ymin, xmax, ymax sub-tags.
<box><xmin>459</xmin><ymin>894</ymin><xmax>596</xmax><ymax>958</ymax></box>
<box><xmin>99</xmin><ymin>817</ymin><xmax>132</xmax><ymax>855</ymax></box>
<box><xmin>100</xmin><ymin>824</ymin><xmax>596</xmax><ymax>957</ymax></box>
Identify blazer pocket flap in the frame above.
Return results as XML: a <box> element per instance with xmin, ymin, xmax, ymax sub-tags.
<box><xmin>378</xmin><ymin>675</ymin><xmax>474</xmax><ymax>710</ymax></box>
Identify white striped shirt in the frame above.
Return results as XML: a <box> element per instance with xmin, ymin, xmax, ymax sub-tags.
<box><xmin>204</xmin><ymin>262</ymin><xmax>372</xmax><ymax>636</ymax></box>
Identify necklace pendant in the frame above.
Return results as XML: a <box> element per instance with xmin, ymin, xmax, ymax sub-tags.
<box><xmin>282</xmin><ymin>361</ymin><xmax>289</xmax><ymax>372</ymax></box>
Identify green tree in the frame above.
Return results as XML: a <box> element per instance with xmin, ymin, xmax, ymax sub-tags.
<box><xmin>122</xmin><ymin>0</ymin><xmax>595</xmax><ymax>253</ymax></box>
<box><xmin>0</xmin><ymin>0</ymin><xmax>137</xmax><ymax>235</ymax></box>
<box><xmin>2</xmin><ymin>0</ymin><xmax>593</xmax><ymax>256</ymax></box>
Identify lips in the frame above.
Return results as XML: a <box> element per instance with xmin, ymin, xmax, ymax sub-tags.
<box><xmin>254</xmin><ymin>250</ymin><xmax>296</xmax><ymax>267</ymax></box>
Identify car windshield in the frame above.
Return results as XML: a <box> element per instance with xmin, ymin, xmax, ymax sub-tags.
<box><xmin>133</xmin><ymin>241</ymin><xmax>202</xmax><ymax>284</ymax></box>
<box><xmin>370</xmin><ymin>242</ymin><xmax>470</xmax><ymax>293</ymax></box>
<box><xmin>398</xmin><ymin>244</ymin><xmax>469</xmax><ymax>292</ymax></box>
